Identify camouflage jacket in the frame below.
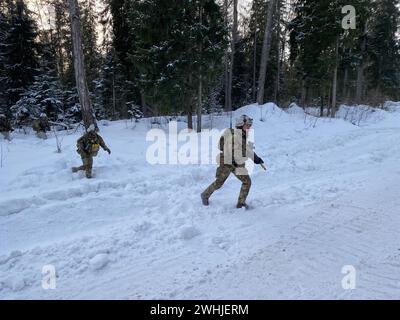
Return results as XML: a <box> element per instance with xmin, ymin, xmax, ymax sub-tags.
<box><xmin>33</xmin><ymin>119</ymin><xmax>50</xmax><ymax>132</ymax></box>
<box><xmin>77</xmin><ymin>132</ymin><xmax>109</xmax><ymax>156</ymax></box>
<box><xmin>217</xmin><ymin>128</ymin><xmax>261</xmax><ymax>166</ymax></box>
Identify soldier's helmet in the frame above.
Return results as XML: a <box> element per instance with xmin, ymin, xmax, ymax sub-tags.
<box><xmin>40</xmin><ymin>113</ymin><xmax>47</xmax><ymax>118</ymax></box>
<box><xmin>235</xmin><ymin>115</ymin><xmax>253</xmax><ymax>128</ymax></box>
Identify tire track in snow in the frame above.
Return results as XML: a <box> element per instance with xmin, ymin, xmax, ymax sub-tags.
<box><xmin>180</xmin><ymin>172</ymin><xmax>400</xmax><ymax>299</ymax></box>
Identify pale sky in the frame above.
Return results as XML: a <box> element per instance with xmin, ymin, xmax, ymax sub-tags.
<box><xmin>26</xmin><ymin>0</ymin><xmax>254</xmax><ymax>47</ymax></box>
<box><xmin>26</xmin><ymin>0</ymin><xmax>254</xmax><ymax>30</ymax></box>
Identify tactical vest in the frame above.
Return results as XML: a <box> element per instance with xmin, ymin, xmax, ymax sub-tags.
<box><xmin>79</xmin><ymin>134</ymin><xmax>101</xmax><ymax>156</ymax></box>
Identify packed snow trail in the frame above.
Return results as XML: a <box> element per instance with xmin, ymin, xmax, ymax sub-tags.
<box><xmin>0</xmin><ymin>103</ymin><xmax>399</xmax><ymax>299</ymax></box>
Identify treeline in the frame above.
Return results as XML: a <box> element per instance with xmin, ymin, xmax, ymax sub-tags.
<box><xmin>0</xmin><ymin>0</ymin><xmax>399</xmax><ymax>130</ymax></box>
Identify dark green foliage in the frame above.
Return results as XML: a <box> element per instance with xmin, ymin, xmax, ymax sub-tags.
<box><xmin>126</xmin><ymin>0</ymin><xmax>228</xmax><ymax>116</ymax></box>
<box><xmin>0</xmin><ymin>0</ymin><xmax>40</xmax><ymax>111</ymax></box>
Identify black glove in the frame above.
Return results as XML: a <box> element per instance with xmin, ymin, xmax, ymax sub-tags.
<box><xmin>106</xmin><ymin>148</ymin><xmax>111</xmax><ymax>155</ymax></box>
<box><xmin>254</xmin><ymin>155</ymin><xmax>264</xmax><ymax>165</ymax></box>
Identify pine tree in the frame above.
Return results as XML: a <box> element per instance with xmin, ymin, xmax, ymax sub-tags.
<box><xmin>50</xmin><ymin>0</ymin><xmax>74</xmax><ymax>86</ymax></box>
<box><xmin>0</xmin><ymin>9</ymin><xmax>10</xmax><ymax>114</ymax></box>
<box><xmin>367</xmin><ymin>0</ymin><xmax>400</xmax><ymax>101</ymax></box>
<box><xmin>0</xmin><ymin>0</ymin><xmax>40</xmax><ymax>112</ymax></box>
<box><xmin>289</xmin><ymin>0</ymin><xmax>344</xmax><ymax>110</ymax></box>
<box><xmin>11</xmin><ymin>41</ymin><xmax>63</xmax><ymax>123</ymax></box>
<box><xmin>231</xmin><ymin>0</ymin><xmax>284</xmax><ymax>108</ymax></box>
<box><xmin>100</xmin><ymin>0</ymin><xmax>141</xmax><ymax>118</ymax></box>
<box><xmin>127</xmin><ymin>0</ymin><xmax>227</xmax><ymax>128</ymax></box>
<box><xmin>93</xmin><ymin>48</ymin><xmax>129</xmax><ymax>119</ymax></box>
<box><xmin>81</xmin><ymin>0</ymin><xmax>101</xmax><ymax>90</ymax></box>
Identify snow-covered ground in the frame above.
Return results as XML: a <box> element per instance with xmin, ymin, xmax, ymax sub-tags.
<box><xmin>1</xmin><ymin>102</ymin><xmax>400</xmax><ymax>299</ymax></box>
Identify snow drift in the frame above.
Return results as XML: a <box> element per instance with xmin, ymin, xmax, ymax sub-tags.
<box><xmin>1</xmin><ymin>102</ymin><xmax>400</xmax><ymax>299</ymax></box>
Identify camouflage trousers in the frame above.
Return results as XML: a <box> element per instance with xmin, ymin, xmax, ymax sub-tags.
<box><xmin>36</xmin><ymin>131</ymin><xmax>47</xmax><ymax>140</ymax></box>
<box><xmin>73</xmin><ymin>155</ymin><xmax>93</xmax><ymax>178</ymax></box>
<box><xmin>202</xmin><ymin>164</ymin><xmax>251</xmax><ymax>205</ymax></box>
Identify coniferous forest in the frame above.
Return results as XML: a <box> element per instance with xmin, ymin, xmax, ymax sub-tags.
<box><xmin>1</xmin><ymin>0</ymin><xmax>399</xmax><ymax>129</ymax></box>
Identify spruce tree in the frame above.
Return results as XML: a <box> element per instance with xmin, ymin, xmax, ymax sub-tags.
<box><xmin>367</xmin><ymin>0</ymin><xmax>400</xmax><ymax>100</ymax></box>
<box><xmin>0</xmin><ymin>9</ymin><xmax>10</xmax><ymax>114</ymax></box>
<box><xmin>11</xmin><ymin>42</ymin><xmax>63</xmax><ymax>122</ymax></box>
<box><xmin>127</xmin><ymin>0</ymin><xmax>227</xmax><ymax>126</ymax></box>
<box><xmin>0</xmin><ymin>0</ymin><xmax>40</xmax><ymax>112</ymax></box>
<box><xmin>289</xmin><ymin>0</ymin><xmax>344</xmax><ymax>108</ymax></box>
<box><xmin>81</xmin><ymin>0</ymin><xmax>101</xmax><ymax>90</ymax></box>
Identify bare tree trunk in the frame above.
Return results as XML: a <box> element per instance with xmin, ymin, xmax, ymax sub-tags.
<box><xmin>197</xmin><ymin>73</ymin><xmax>202</xmax><ymax>133</ymax></box>
<box><xmin>376</xmin><ymin>56</ymin><xmax>382</xmax><ymax>99</ymax></box>
<box><xmin>273</xmin><ymin>0</ymin><xmax>282</xmax><ymax>104</ymax></box>
<box><xmin>278</xmin><ymin>35</ymin><xmax>285</xmax><ymax>101</ymax></box>
<box><xmin>226</xmin><ymin>0</ymin><xmax>238</xmax><ymax>113</ymax></box>
<box><xmin>320</xmin><ymin>93</ymin><xmax>324</xmax><ymax>117</ymax></box>
<box><xmin>68</xmin><ymin>0</ymin><xmax>96</xmax><ymax>129</ymax></box>
<box><xmin>257</xmin><ymin>0</ymin><xmax>277</xmax><ymax>105</ymax></box>
<box><xmin>356</xmin><ymin>22</ymin><xmax>367</xmax><ymax>104</ymax></box>
<box><xmin>342</xmin><ymin>67</ymin><xmax>348</xmax><ymax>103</ymax></box>
<box><xmin>140</xmin><ymin>91</ymin><xmax>148</xmax><ymax>117</ymax></box>
<box><xmin>252</xmin><ymin>29</ymin><xmax>257</xmax><ymax>102</ymax></box>
<box><xmin>54</xmin><ymin>3</ymin><xmax>64</xmax><ymax>82</ymax></box>
<box><xmin>327</xmin><ymin>83</ymin><xmax>332</xmax><ymax>117</ymax></box>
<box><xmin>187</xmin><ymin>73</ymin><xmax>193</xmax><ymax>130</ymax></box>
<box><xmin>300</xmin><ymin>78</ymin><xmax>306</xmax><ymax>107</ymax></box>
<box><xmin>223</xmin><ymin>0</ymin><xmax>229</xmax><ymax>111</ymax></box>
<box><xmin>187</xmin><ymin>106</ymin><xmax>193</xmax><ymax>130</ymax></box>
<box><xmin>121</xmin><ymin>90</ymin><xmax>127</xmax><ymax>118</ymax></box>
<box><xmin>356</xmin><ymin>66</ymin><xmax>363</xmax><ymax>103</ymax></box>
<box><xmin>331</xmin><ymin>37</ymin><xmax>339</xmax><ymax>118</ymax></box>
<box><xmin>197</xmin><ymin>4</ymin><xmax>203</xmax><ymax>133</ymax></box>
<box><xmin>112</xmin><ymin>70</ymin><xmax>116</xmax><ymax>119</ymax></box>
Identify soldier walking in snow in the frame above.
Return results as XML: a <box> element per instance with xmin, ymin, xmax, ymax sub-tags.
<box><xmin>32</xmin><ymin>113</ymin><xmax>51</xmax><ymax>139</ymax></box>
<box><xmin>72</xmin><ymin>124</ymin><xmax>111</xmax><ymax>179</ymax></box>
<box><xmin>0</xmin><ymin>114</ymin><xmax>13</xmax><ymax>141</ymax></box>
<box><xmin>201</xmin><ymin>115</ymin><xmax>265</xmax><ymax>209</ymax></box>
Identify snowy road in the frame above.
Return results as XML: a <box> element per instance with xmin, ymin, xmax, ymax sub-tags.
<box><xmin>1</xmin><ymin>103</ymin><xmax>399</xmax><ymax>299</ymax></box>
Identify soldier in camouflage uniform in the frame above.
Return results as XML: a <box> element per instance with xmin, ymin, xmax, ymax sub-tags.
<box><xmin>72</xmin><ymin>124</ymin><xmax>111</xmax><ymax>179</ymax></box>
<box><xmin>0</xmin><ymin>114</ymin><xmax>13</xmax><ymax>141</ymax></box>
<box><xmin>201</xmin><ymin>115</ymin><xmax>264</xmax><ymax>209</ymax></box>
<box><xmin>32</xmin><ymin>113</ymin><xmax>51</xmax><ymax>139</ymax></box>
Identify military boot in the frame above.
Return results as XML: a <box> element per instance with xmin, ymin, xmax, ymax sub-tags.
<box><xmin>236</xmin><ymin>202</ymin><xmax>249</xmax><ymax>210</ymax></box>
<box><xmin>201</xmin><ymin>193</ymin><xmax>209</xmax><ymax>206</ymax></box>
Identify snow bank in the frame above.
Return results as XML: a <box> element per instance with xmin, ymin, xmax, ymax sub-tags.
<box><xmin>286</xmin><ymin>103</ymin><xmax>305</xmax><ymax>115</ymax></box>
<box><xmin>383</xmin><ymin>101</ymin><xmax>400</xmax><ymax>112</ymax></box>
<box><xmin>1</xmin><ymin>101</ymin><xmax>400</xmax><ymax>299</ymax></box>
<box><xmin>335</xmin><ymin>104</ymin><xmax>387</xmax><ymax>126</ymax></box>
